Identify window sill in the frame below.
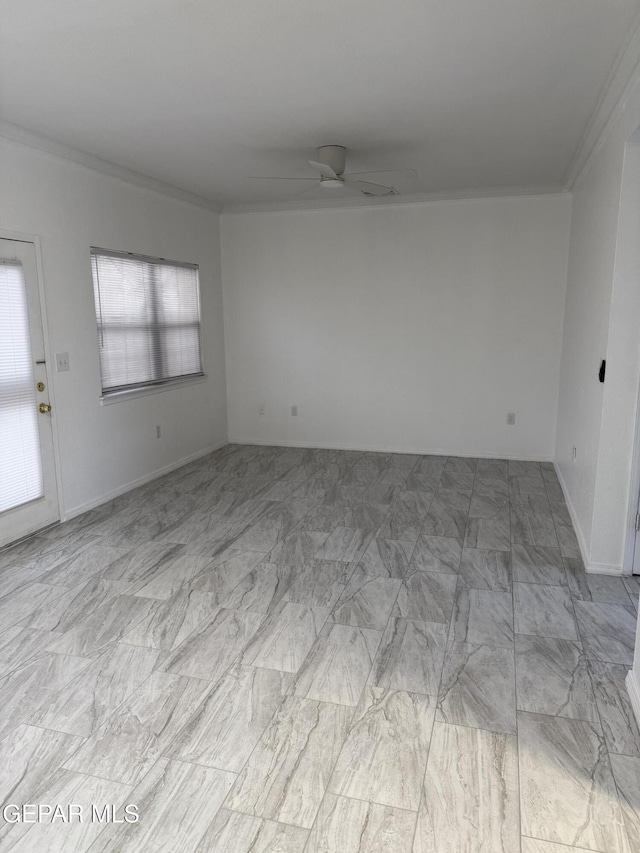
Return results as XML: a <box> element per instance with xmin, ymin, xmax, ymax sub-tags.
<box><xmin>99</xmin><ymin>374</ymin><xmax>207</xmax><ymax>406</ymax></box>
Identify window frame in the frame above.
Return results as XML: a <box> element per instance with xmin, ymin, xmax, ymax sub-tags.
<box><xmin>90</xmin><ymin>246</ymin><xmax>205</xmax><ymax>400</ymax></box>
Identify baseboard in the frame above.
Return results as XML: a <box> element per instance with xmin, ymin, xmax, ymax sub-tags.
<box><xmin>62</xmin><ymin>439</ymin><xmax>229</xmax><ymax>521</ymax></box>
<box><xmin>626</xmin><ymin>669</ymin><xmax>640</xmax><ymax>730</ymax></box>
<box><xmin>228</xmin><ymin>436</ymin><xmax>553</xmax><ymax>462</ymax></box>
<box><xmin>554</xmin><ymin>464</ymin><xmax>624</xmax><ymax>576</ymax></box>
<box><xmin>585</xmin><ymin>562</ymin><xmax>626</xmax><ymax>576</ymax></box>
<box><xmin>554</xmin><ymin>464</ymin><xmax>591</xmax><ymax>566</ymax></box>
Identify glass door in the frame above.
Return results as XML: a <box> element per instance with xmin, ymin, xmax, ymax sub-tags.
<box><xmin>0</xmin><ymin>239</ymin><xmax>59</xmax><ymax>546</ymax></box>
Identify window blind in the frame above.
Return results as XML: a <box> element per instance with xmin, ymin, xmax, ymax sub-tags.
<box><xmin>91</xmin><ymin>249</ymin><xmax>203</xmax><ymax>394</ymax></box>
<box><xmin>0</xmin><ymin>261</ymin><xmax>44</xmax><ymax>512</ymax></box>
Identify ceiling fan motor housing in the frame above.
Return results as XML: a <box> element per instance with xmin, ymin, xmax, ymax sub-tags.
<box><xmin>317</xmin><ymin>145</ymin><xmax>346</xmax><ymax>176</ymax></box>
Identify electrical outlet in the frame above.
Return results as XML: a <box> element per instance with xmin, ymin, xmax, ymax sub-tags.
<box><xmin>156</xmin><ymin>425</ymin><xmax>161</xmax><ymax>439</ymax></box>
<box><xmin>291</xmin><ymin>405</ymin><xmax>298</xmax><ymax>417</ymax></box>
<box><xmin>572</xmin><ymin>446</ymin><xmax>577</xmax><ymax>461</ymax></box>
<box><xmin>259</xmin><ymin>405</ymin><xmax>265</xmax><ymax>416</ymax></box>
<box><xmin>506</xmin><ymin>412</ymin><xmax>516</xmax><ymax>425</ymax></box>
<box><xmin>55</xmin><ymin>352</ymin><xmax>70</xmax><ymax>372</ymax></box>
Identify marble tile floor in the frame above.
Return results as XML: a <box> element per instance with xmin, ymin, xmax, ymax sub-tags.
<box><xmin>0</xmin><ymin>444</ymin><xmax>639</xmax><ymax>852</ymax></box>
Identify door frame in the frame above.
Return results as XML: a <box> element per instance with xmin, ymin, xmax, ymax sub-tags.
<box><xmin>610</xmin><ymin>134</ymin><xmax>640</xmax><ymax>578</ymax></box>
<box><xmin>0</xmin><ymin>227</ymin><xmax>64</xmax><ymax>535</ymax></box>
<box><xmin>624</xmin><ymin>374</ymin><xmax>640</xmax><ymax>575</ymax></box>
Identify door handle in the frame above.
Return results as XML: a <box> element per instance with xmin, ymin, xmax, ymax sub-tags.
<box><xmin>38</xmin><ymin>403</ymin><xmax>52</xmax><ymax>414</ymax></box>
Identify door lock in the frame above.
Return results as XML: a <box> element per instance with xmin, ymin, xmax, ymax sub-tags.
<box><xmin>36</xmin><ymin>381</ymin><xmax>45</xmax><ymax>392</ymax></box>
<box><xmin>38</xmin><ymin>403</ymin><xmax>52</xmax><ymax>414</ymax></box>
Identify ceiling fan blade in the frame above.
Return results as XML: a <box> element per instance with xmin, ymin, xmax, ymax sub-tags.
<box><xmin>245</xmin><ymin>176</ymin><xmax>319</xmax><ymax>181</ymax></box>
<box><xmin>308</xmin><ymin>160</ymin><xmax>339</xmax><ymax>179</ymax></box>
<box><xmin>346</xmin><ymin>179</ymin><xmax>397</xmax><ymax>196</ymax></box>
<box><xmin>344</xmin><ymin>168</ymin><xmax>417</xmax><ymax>180</ymax></box>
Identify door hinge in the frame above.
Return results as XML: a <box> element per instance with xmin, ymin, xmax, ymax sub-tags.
<box><xmin>636</xmin><ymin>512</ymin><xmax>640</xmax><ymax>532</ymax></box>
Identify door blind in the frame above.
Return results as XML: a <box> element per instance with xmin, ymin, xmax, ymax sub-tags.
<box><xmin>91</xmin><ymin>249</ymin><xmax>203</xmax><ymax>394</ymax></box>
<box><xmin>0</xmin><ymin>261</ymin><xmax>44</xmax><ymax>512</ymax></box>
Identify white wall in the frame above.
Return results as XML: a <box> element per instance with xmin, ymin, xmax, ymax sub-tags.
<box><xmin>0</xmin><ymin>139</ymin><xmax>227</xmax><ymax>517</ymax></box>
<box><xmin>556</xmin><ymin>72</ymin><xmax>640</xmax><ymax>575</ymax></box>
<box><xmin>222</xmin><ymin>195</ymin><xmax>571</xmax><ymax>459</ymax></box>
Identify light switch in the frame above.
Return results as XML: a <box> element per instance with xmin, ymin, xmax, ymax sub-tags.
<box><xmin>56</xmin><ymin>352</ymin><xmax>70</xmax><ymax>372</ymax></box>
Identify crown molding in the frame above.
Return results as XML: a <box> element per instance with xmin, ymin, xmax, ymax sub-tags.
<box><xmin>1</xmin><ymin>120</ymin><xmax>561</xmax><ymax>216</ymax></box>
<box><xmin>563</xmin><ymin>8</ymin><xmax>640</xmax><ymax>190</ymax></box>
<box><xmin>0</xmin><ymin>120</ymin><xmax>222</xmax><ymax>214</ymax></box>
<box><xmin>222</xmin><ymin>184</ymin><xmax>566</xmax><ymax>215</ymax></box>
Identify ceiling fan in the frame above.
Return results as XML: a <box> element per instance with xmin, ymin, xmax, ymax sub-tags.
<box><xmin>248</xmin><ymin>145</ymin><xmax>416</xmax><ymax>197</ymax></box>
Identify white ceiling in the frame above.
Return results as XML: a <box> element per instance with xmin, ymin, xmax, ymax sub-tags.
<box><xmin>2</xmin><ymin>0</ymin><xmax>639</xmax><ymax>208</ymax></box>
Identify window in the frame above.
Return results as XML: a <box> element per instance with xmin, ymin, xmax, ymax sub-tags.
<box><xmin>91</xmin><ymin>248</ymin><xmax>203</xmax><ymax>395</ymax></box>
